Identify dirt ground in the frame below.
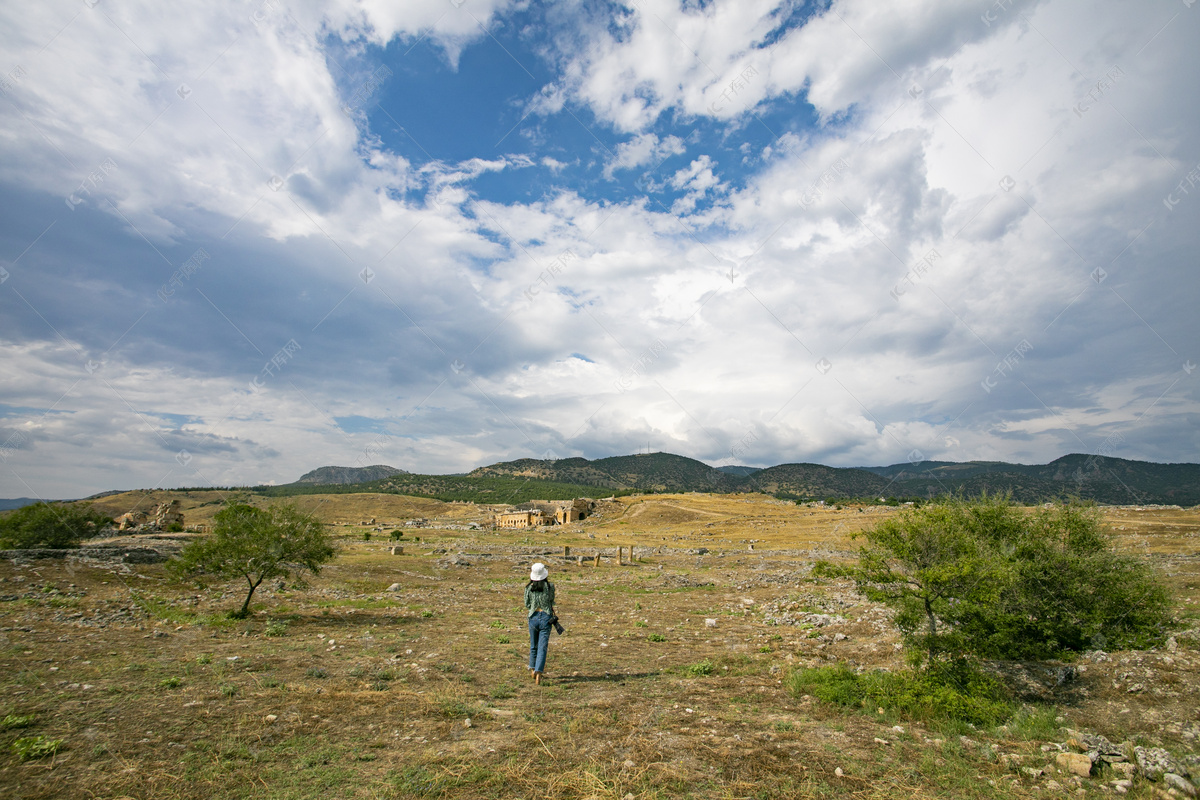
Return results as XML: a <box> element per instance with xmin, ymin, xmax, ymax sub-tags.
<box><xmin>1</xmin><ymin>493</ymin><xmax>1197</xmax><ymax>799</ymax></box>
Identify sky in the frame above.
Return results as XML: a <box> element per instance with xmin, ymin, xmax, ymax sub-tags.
<box><xmin>0</xmin><ymin>0</ymin><xmax>1197</xmax><ymax>498</ymax></box>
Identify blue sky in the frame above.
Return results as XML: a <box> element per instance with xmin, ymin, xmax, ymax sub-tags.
<box><xmin>0</xmin><ymin>0</ymin><xmax>1197</xmax><ymax>497</ymax></box>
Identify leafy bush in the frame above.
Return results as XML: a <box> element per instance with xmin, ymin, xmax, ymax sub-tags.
<box><xmin>786</xmin><ymin>661</ymin><xmax>1012</xmax><ymax>726</ymax></box>
<box><xmin>647</xmin><ymin>633</ymin><xmax>667</xmax><ymax>642</ymax></box>
<box><xmin>684</xmin><ymin>659</ymin><xmax>715</xmax><ymax>677</ymax></box>
<box><xmin>0</xmin><ymin>502</ymin><xmax>110</xmax><ymax>548</ymax></box>
<box><xmin>820</xmin><ymin>497</ymin><xmax>1172</xmax><ymax>662</ymax></box>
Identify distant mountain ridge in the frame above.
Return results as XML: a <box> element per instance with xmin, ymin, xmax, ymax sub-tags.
<box><xmin>463</xmin><ymin>452</ymin><xmax>1200</xmax><ymax>506</ymax></box>
<box><xmin>294</xmin><ymin>465</ymin><xmax>408</xmax><ymax>485</ymax></box>
<box><xmin>228</xmin><ymin>452</ymin><xmax>1200</xmax><ymax>507</ymax></box>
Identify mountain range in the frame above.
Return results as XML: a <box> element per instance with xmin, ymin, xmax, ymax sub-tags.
<box><xmin>265</xmin><ymin>452</ymin><xmax>1200</xmax><ymax>506</ymax></box>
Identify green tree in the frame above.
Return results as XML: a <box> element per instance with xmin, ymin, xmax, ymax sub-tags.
<box><xmin>171</xmin><ymin>502</ymin><xmax>335</xmax><ymax>618</ymax></box>
<box><xmin>821</xmin><ymin>495</ymin><xmax>1015</xmax><ymax>663</ymax></box>
<box><xmin>824</xmin><ymin>496</ymin><xmax>1172</xmax><ymax>663</ymax></box>
<box><xmin>961</xmin><ymin>502</ymin><xmax>1172</xmax><ymax>658</ymax></box>
<box><xmin>0</xmin><ymin>502</ymin><xmax>111</xmax><ymax>548</ymax></box>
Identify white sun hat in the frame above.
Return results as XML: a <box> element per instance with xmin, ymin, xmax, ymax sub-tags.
<box><xmin>530</xmin><ymin>562</ymin><xmax>549</xmax><ymax>581</ymax></box>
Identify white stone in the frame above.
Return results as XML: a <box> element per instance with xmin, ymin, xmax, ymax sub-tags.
<box><xmin>705</xmin><ymin>618</ymin><xmax>718</xmax><ymax>628</ymax></box>
<box><xmin>265</xmin><ymin>714</ymin><xmax>277</xmax><ymax>723</ymax></box>
<box><xmin>387</xmin><ymin>583</ymin><xmax>401</xmax><ymax>592</ymax></box>
<box><xmin>835</xmin><ymin>768</ymin><xmax>844</xmax><ymax>777</ymax></box>
<box><xmin>1164</xmin><ymin>773</ymin><xmax>1197</xmax><ymax>797</ymax></box>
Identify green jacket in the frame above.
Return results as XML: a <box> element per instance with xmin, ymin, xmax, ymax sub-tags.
<box><xmin>524</xmin><ymin>581</ymin><xmax>555</xmax><ymax>617</ymax></box>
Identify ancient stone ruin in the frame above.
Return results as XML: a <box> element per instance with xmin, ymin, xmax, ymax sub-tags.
<box><xmin>114</xmin><ymin>500</ymin><xmax>184</xmax><ymax>532</ymax></box>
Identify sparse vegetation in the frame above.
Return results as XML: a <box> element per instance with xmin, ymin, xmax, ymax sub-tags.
<box><xmin>12</xmin><ymin>735</ymin><xmax>61</xmax><ymax>761</ymax></box>
<box><xmin>1</xmin><ymin>713</ymin><xmax>34</xmax><ymax>729</ymax></box>
<box><xmin>1</xmin><ymin>492</ymin><xmax>1196</xmax><ymax>800</ymax></box>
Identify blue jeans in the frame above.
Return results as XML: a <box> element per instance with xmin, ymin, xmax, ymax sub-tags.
<box><xmin>528</xmin><ymin>611</ymin><xmax>551</xmax><ymax>673</ymax></box>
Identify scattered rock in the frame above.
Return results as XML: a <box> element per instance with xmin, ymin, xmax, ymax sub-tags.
<box><xmin>1164</xmin><ymin>773</ymin><xmax>1197</xmax><ymax>797</ymax></box>
<box><xmin>1056</xmin><ymin>752</ymin><xmax>1093</xmax><ymax>777</ymax></box>
<box><xmin>386</xmin><ymin>583</ymin><xmax>401</xmax><ymax>592</ymax></box>
<box><xmin>623</xmin><ymin>759</ymin><xmax>635</xmax><ymax>769</ymax></box>
<box><xmin>265</xmin><ymin>714</ymin><xmax>277</xmax><ymax>723</ymax></box>
<box><xmin>463</xmin><ymin>718</ymin><xmax>472</xmax><ymax>729</ymax></box>
<box><xmin>1111</xmin><ymin>762</ymin><xmax>1136</xmax><ymax>778</ymax></box>
<box><xmin>873</xmin><ymin>737</ymin><xmax>890</xmax><ymax>746</ymax></box>
<box><xmin>705</xmin><ymin>618</ymin><xmax>718</xmax><ymax>628</ymax></box>
<box><xmin>834</xmin><ymin>767</ymin><xmax>844</xmax><ymax>777</ymax></box>
<box><xmin>1136</xmin><ymin>747</ymin><xmax>1184</xmax><ymax>782</ymax></box>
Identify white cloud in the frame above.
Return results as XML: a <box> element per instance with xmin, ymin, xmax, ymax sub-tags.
<box><xmin>1</xmin><ymin>0</ymin><xmax>1197</xmax><ymax>498</ymax></box>
<box><xmin>602</xmin><ymin>132</ymin><xmax>686</xmax><ymax>178</ymax></box>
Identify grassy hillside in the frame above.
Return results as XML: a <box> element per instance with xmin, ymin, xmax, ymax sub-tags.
<box><xmin>257</xmin><ymin>473</ymin><xmax>633</xmax><ymax>504</ymax></box>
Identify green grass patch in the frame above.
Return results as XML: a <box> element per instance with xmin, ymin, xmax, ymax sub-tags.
<box><xmin>647</xmin><ymin>633</ymin><xmax>667</xmax><ymax>642</ymax></box>
<box><xmin>684</xmin><ymin>659</ymin><xmax>715</xmax><ymax>677</ymax></box>
<box><xmin>785</xmin><ymin>661</ymin><xmax>1013</xmax><ymax>726</ymax></box>
<box><xmin>13</xmin><ymin>735</ymin><xmax>62</xmax><ymax>761</ymax></box>
<box><xmin>264</xmin><ymin>620</ymin><xmax>289</xmax><ymax>636</ymax></box>
<box><xmin>387</xmin><ymin>763</ymin><xmax>501</xmax><ymax>798</ymax></box>
<box><xmin>1</xmin><ymin>713</ymin><xmax>35</xmax><ymax>729</ymax></box>
<box><xmin>1004</xmin><ymin>705</ymin><xmax>1060</xmax><ymax>740</ymax></box>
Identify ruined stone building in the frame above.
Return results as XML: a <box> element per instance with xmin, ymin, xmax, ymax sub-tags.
<box><xmin>493</xmin><ymin>498</ymin><xmax>593</xmax><ymax>529</ymax></box>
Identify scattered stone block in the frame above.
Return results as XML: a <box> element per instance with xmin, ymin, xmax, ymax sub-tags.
<box><xmin>1164</xmin><ymin>773</ymin><xmax>1197</xmax><ymax>797</ymax></box>
<box><xmin>1136</xmin><ymin>746</ymin><xmax>1182</xmax><ymax>782</ymax></box>
<box><xmin>1056</xmin><ymin>752</ymin><xmax>1093</xmax><ymax>777</ymax></box>
<box><xmin>387</xmin><ymin>583</ymin><xmax>401</xmax><ymax>592</ymax></box>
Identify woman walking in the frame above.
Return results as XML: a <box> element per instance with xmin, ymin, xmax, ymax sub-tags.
<box><xmin>524</xmin><ymin>562</ymin><xmax>555</xmax><ymax>685</ymax></box>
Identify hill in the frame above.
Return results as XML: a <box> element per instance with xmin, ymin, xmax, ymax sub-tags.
<box><xmin>0</xmin><ymin>497</ymin><xmax>42</xmax><ymax>511</ymax></box>
<box><xmin>470</xmin><ymin>452</ymin><xmax>745</xmax><ymax>493</ymax></box>
<box><xmin>293</xmin><ymin>465</ymin><xmax>408</xmax><ymax>485</ymax></box>
<box><xmin>746</xmin><ymin>463</ymin><xmax>889</xmax><ymax>498</ymax></box>
<box><xmin>259</xmin><ymin>472</ymin><xmax>635</xmax><ymax>504</ymax></box>
<box><xmin>863</xmin><ymin>455</ymin><xmax>1200</xmax><ymax>505</ymax></box>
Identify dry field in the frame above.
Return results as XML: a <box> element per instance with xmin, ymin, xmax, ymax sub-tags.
<box><xmin>1</xmin><ymin>492</ymin><xmax>1197</xmax><ymax>799</ymax></box>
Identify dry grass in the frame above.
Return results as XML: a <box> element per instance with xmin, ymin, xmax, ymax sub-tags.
<box><xmin>1</xmin><ymin>494</ymin><xmax>1196</xmax><ymax>799</ymax></box>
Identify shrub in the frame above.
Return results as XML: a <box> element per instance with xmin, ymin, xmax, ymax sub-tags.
<box><xmin>684</xmin><ymin>659</ymin><xmax>715</xmax><ymax>677</ymax></box>
<box><xmin>647</xmin><ymin>633</ymin><xmax>666</xmax><ymax>642</ymax></box>
<box><xmin>0</xmin><ymin>502</ymin><xmax>110</xmax><ymax>548</ymax></box>
<box><xmin>820</xmin><ymin>497</ymin><xmax>1172</xmax><ymax>663</ymax></box>
<box><xmin>264</xmin><ymin>620</ymin><xmax>288</xmax><ymax>637</ymax></box>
